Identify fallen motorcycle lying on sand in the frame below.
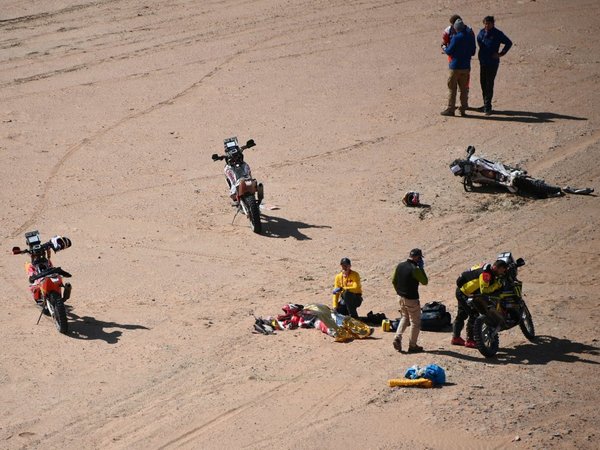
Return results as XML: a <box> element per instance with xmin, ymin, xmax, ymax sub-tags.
<box><xmin>450</xmin><ymin>146</ymin><xmax>594</xmax><ymax>198</ymax></box>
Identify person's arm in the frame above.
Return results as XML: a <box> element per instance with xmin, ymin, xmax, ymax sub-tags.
<box><xmin>344</xmin><ymin>272</ymin><xmax>362</xmax><ymax>294</ymax></box>
<box><xmin>391</xmin><ymin>266</ymin><xmax>399</xmax><ymax>292</ymax></box>
<box><xmin>444</xmin><ymin>35</ymin><xmax>456</xmax><ymax>56</ymax></box>
<box><xmin>479</xmin><ymin>272</ymin><xmax>501</xmax><ymax>294</ymax></box>
<box><xmin>412</xmin><ymin>267</ymin><xmax>428</xmax><ymax>285</ymax></box>
<box><xmin>332</xmin><ymin>274</ymin><xmax>342</xmax><ymax>308</ymax></box>
<box><xmin>470</xmin><ymin>32</ymin><xmax>477</xmax><ymax>56</ymax></box>
<box><xmin>477</xmin><ymin>30</ymin><xmax>483</xmax><ymax>47</ymax></box>
<box><xmin>499</xmin><ymin>32</ymin><xmax>513</xmax><ymax>56</ymax></box>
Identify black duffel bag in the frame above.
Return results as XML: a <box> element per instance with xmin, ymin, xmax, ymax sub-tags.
<box><xmin>421</xmin><ymin>301</ymin><xmax>451</xmax><ymax>331</ymax></box>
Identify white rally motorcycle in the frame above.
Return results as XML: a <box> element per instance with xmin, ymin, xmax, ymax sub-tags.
<box><xmin>212</xmin><ymin>137</ymin><xmax>264</xmax><ymax>233</ymax></box>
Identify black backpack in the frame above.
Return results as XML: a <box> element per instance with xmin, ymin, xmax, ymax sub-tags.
<box><xmin>421</xmin><ymin>301</ymin><xmax>451</xmax><ymax>331</ymax></box>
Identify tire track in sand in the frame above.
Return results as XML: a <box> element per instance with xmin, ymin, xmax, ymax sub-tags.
<box><xmin>156</xmin><ymin>375</ymin><xmax>303</xmax><ymax>449</ymax></box>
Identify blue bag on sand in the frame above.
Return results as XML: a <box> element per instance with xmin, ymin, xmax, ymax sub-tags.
<box><xmin>404</xmin><ymin>364</ymin><xmax>446</xmax><ymax>385</ymax></box>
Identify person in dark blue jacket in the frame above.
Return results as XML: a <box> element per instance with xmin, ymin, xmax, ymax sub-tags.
<box><xmin>441</xmin><ymin>19</ymin><xmax>476</xmax><ymax>117</ymax></box>
<box><xmin>477</xmin><ymin>16</ymin><xmax>513</xmax><ymax>115</ymax></box>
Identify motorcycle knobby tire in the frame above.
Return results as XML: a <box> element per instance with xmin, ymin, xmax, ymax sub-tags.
<box><xmin>243</xmin><ymin>196</ymin><xmax>262</xmax><ymax>234</ymax></box>
<box><xmin>473</xmin><ymin>316</ymin><xmax>499</xmax><ymax>358</ymax></box>
<box><xmin>48</xmin><ymin>291</ymin><xmax>68</xmax><ymax>334</ymax></box>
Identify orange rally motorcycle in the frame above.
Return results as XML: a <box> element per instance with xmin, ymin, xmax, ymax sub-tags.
<box><xmin>12</xmin><ymin>231</ymin><xmax>73</xmax><ymax>334</ymax></box>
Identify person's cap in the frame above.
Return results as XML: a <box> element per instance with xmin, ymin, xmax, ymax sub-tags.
<box><xmin>409</xmin><ymin>248</ymin><xmax>423</xmax><ymax>258</ymax></box>
<box><xmin>453</xmin><ymin>18</ymin><xmax>465</xmax><ymax>32</ymax></box>
<box><xmin>340</xmin><ymin>257</ymin><xmax>351</xmax><ymax>266</ymax></box>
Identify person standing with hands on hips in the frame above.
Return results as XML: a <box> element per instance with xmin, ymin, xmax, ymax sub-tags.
<box><xmin>332</xmin><ymin>257</ymin><xmax>363</xmax><ymax>319</ymax></box>
<box><xmin>391</xmin><ymin>249</ymin><xmax>428</xmax><ymax>353</ymax></box>
<box><xmin>477</xmin><ymin>15</ymin><xmax>512</xmax><ymax>115</ymax></box>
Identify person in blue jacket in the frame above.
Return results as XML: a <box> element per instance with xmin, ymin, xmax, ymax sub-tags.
<box><xmin>477</xmin><ymin>16</ymin><xmax>513</xmax><ymax>115</ymax></box>
<box><xmin>441</xmin><ymin>19</ymin><xmax>476</xmax><ymax>117</ymax></box>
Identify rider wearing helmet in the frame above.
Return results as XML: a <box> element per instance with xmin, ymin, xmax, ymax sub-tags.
<box><xmin>452</xmin><ymin>259</ymin><xmax>507</xmax><ymax>347</ymax></box>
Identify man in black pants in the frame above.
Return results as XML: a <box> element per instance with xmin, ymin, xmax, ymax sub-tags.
<box><xmin>477</xmin><ymin>16</ymin><xmax>512</xmax><ymax>115</ymax></box>
<box><xmin>452</xmin><ymin>260</ymin><xmax>507</xmax><ymax>347</ymax></box>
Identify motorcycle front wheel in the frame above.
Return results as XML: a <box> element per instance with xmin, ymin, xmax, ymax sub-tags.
<box><xmin>48</xmin><ymin>291</ymin><xmax>68</xmax><ymax>334</ymax></box>
<box><xmin>242</xmin><ymin>195</ymin><xmax>262</xmax><ymax>234</ymax></box>
<box><xmin>519</xmin><ymin>304</ymin><xmax>536</xmax><ymax>342</ymax></box>
<box><xmin>473</xmin><ymin>316</ymin><xmax>499</xmax><ymax>358</ymax></box>
<box><xmin>463</xmin><ymin>176</ymin><xmax>474</xmax><ymax>192</ymax></box>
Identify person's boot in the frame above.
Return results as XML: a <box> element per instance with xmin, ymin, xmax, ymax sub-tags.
<box><xmin>440</xmin><ymin>108</ymin><xmax>455</xmax><ymax>117</ymax></box>
<box><xmin>465</xmin><ymin>339</ymin><xmax>477</xmax><ymax>348</ymax></box>
<box><xmin>451</xmin><ymin>336</ymin><xmax>466</xmax><ymax>346</ymax></box>
<box><xmin>407</xmin><ymin>344</ymin><xmax>424</xmax><ymax>353</ymax></box>
<box><xmin>393</xmin><ymin>335</ymin><xmax>402</xmax><ymax>352</ymax></box>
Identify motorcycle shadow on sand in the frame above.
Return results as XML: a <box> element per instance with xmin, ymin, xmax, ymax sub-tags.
<box><xmin>465</xmin><ymin>109</ymin><xmax>587</xmax><ymax>124</ymax></box>
<box><xmin>430</xmin><ymin>335</ymin><xmax>599</xmax><ymax>365</ymax></box>
<box><xmin>260</xmin><ymin>214</ymin><xmax>331</xmax><ymax>240</ymax></box>
<box><xmin>465</xmin><ymin>185</ymin><xmax>565</xmax><ymax>200</ymax></box>
<box><xmin>65</xmin><ymin>306</ymin><xmax>149</xmax><ymax>344</ymax></box>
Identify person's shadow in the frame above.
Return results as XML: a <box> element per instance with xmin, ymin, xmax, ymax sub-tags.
<box><xmin>261</xmin><ymin>214</ymin><xmax>331</xmax><ymax>240</ymax></box>
<box><xmin>66</xmin><ymin>307</ymin><xmax>149</xmax><ymax>344</ymax></box>
<box><xmin>465</xmin><ymin>109</ymin><xmax>587</xmax><ymax>123</ymax></box>
<box><xmin>429</xmin><ymin>335</ymin><xmax>599</xmax><ymax>365</ymax></box>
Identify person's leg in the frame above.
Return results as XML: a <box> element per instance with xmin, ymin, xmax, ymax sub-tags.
<box><xmin>446</xmin><ymin>70</ymin><xmax>458</xmax><ymax>111</ymax></box>
<box><xmin>479</xmin><ymin>65</ymin><xmax>487</xmax><ymax>108</ymax></box>
<box><xmin>343</xmin><ymin>292</ymin><xmax>361</xmax><ymax>319</ymax></box>
<box><xmin>458</xmin><ymin>70</ymin><xmax>469</xmax><ymax>114</ymax></box>
<box><xmin>453</xmin><ymin>288</ymin><xmax>469</xmax><ymax>339</ymax></box>
<box><xmin>486</xmin><ymin>65</ymin><xmax>499</xmax><ymax>111</ymax></box>
<box><xmin>481</xmin><ymin>65</ymin><xmax>499</xmax><ymax>112</ymax></box>
<box><xmin>394</xmin><ymin>296</ymin><xmax>409</xmax><ymax>351</ymax></box>
<box><xmin>405</xmin><ymin>299</ymin><xmax>422</xmax><ymax>349</ymax></box>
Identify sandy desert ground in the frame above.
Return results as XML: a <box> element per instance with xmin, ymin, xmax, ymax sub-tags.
<box><xmin>1</xmin><ymin>0</ymin><xmax>599</xmax><ymax>448</ymax></box>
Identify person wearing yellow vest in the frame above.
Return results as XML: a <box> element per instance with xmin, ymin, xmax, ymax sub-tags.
<box><xmin>452</xmin><ymin>259</ymin><xmax>507</xmax><ymax>347</ymax></box>
<box><xmin>332</xmin><ymin>257</ymin><xmax>363</xmax><ymax>319</ymax></box>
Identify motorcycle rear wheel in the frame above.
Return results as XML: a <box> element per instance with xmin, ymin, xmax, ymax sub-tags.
<box><xmin>519</xmin><ymin>304</ymin><xmax>536</xmax><ymax>342</ymax></box>
<box><xmin>513</xmin><ymin>177</ymin><xmax>562</xmax><ymax>198</ymax></box>
<box><xmin>48</xmin><ymin>291</ymin><xmax>68</xmax><ymax>334</ymax></box>
<box><xmin>473</xmin><ymin>316</ymin><xmax>499</xmax><ymax>358</ymax></box>
<box><xmin>243</xmin><ymin>196</ymin><xmax>262</xmax><ymax>234</ymax></box>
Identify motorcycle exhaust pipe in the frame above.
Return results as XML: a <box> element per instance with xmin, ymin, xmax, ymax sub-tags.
<box><xmin>62</xmin><ymin>283</ymin><xmax>72</xmax><ymax>302</ymax></box>
<box><xmin>257</xmin><ymin>183</ymin><xmax>264</xmax><ymax>205</ymax></box>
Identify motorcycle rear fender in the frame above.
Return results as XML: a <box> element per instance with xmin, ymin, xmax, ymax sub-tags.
<box><xmin>237</xmin><ymin>178</ymin><xmax>257</xmax><ymax>196</ymax></box>
<box><xmin>40</xmin><ymin>276</ymin><xmax>62</xmax><ymax>296</ymax></box>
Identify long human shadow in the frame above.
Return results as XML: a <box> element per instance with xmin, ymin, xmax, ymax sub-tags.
<box><xmin>465</xmin><ymin>109</ymin><xmax>587</xmax><ymax>124</ymax></box>
<box><xmin>429</xmin><ymin>335</ymin><xmax>599</xmax><ymax>365</ymax></box>
<box><xmin>66</xmin><ymin>307</ymin><xmax>149</xmax><ymax>344</ymax></box>
<box><xmin>261</xmin><ymin>214</ymin><xmax>331</xmax><ymax>240</ymax></box>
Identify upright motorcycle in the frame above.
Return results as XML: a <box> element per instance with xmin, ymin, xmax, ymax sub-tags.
<box><xmin>470</xmin><ymin>252</ymin><xmax>536</xmax><ymax>357</ymax></box>
<box><xmin>212</xmin><ymin>137</ymin><xmax>264</xmax><ymax>233</ymax></box>
<box><xmin>450</xmin><ymin>146</ymin><xmax>563</xmax><ymax>198</ymax></box>
<box><xmin>12</xmin><ymin>231</ymin><xmax>72</xmax><ymax>334</ymax></box>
